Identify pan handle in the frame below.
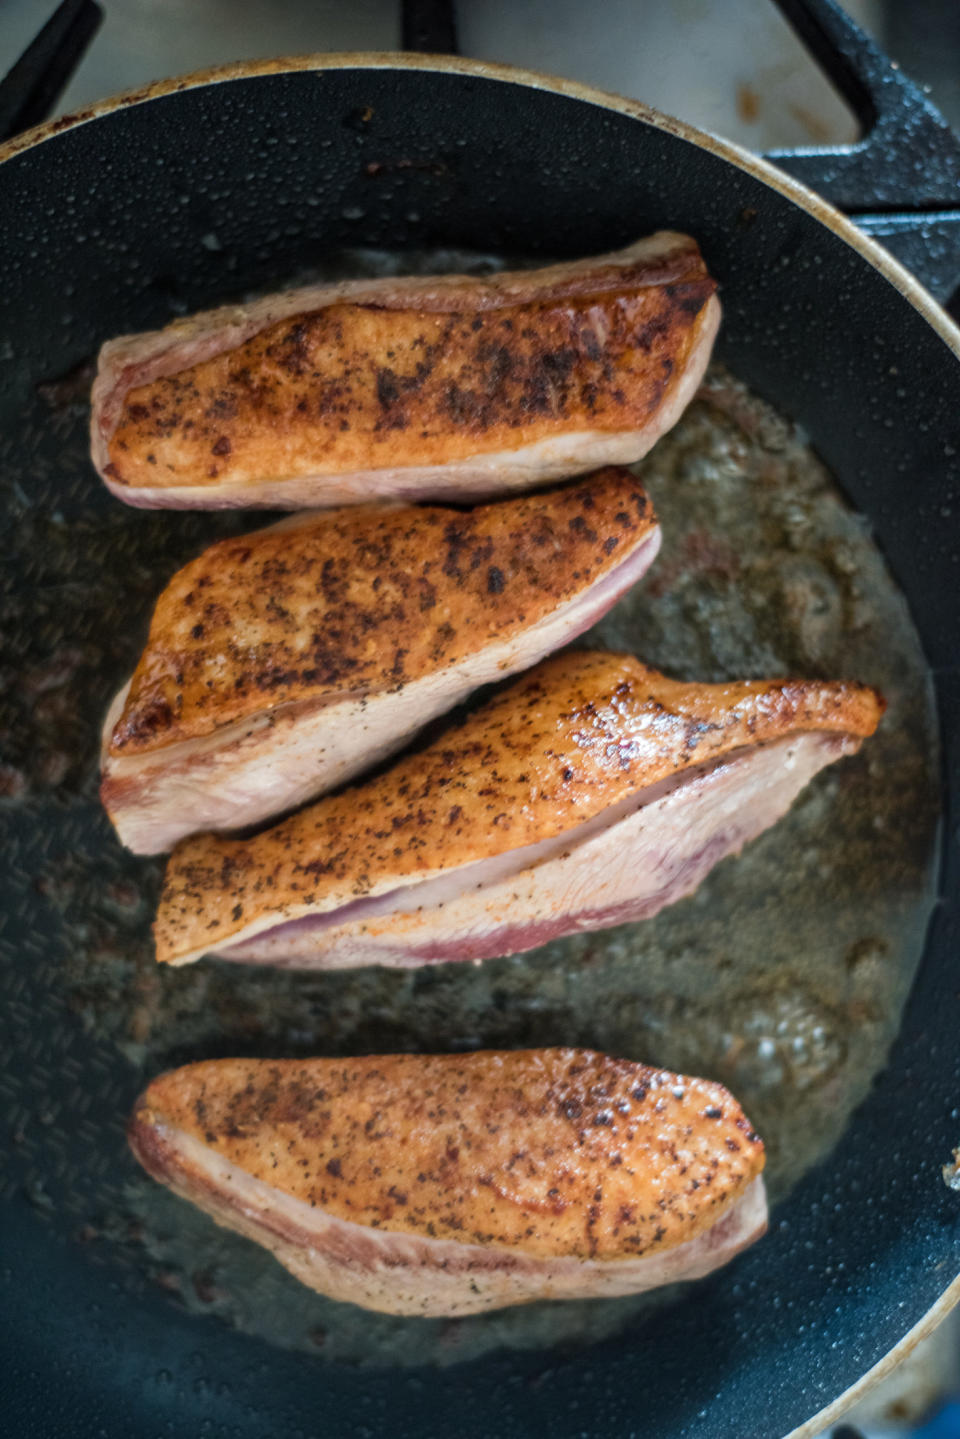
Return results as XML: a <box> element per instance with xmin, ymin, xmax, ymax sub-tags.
<box><xmin>766</xmin><ymin>0</ymin><xmax>960</xmax><ymax>302</ymax></box>
<box><xmin>0</xmin><ymin>0</ymin><xmax>102</xmax><ymax>143</ymax></box>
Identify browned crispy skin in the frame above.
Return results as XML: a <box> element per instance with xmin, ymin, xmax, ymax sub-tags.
<box><xmin>108</xmin><ymin>468</ymin><xmax>656</xmax><ymax>757</ymax></box>
<box><xmin>105</xmin><ymin>251</ymin><xmax>716</xmax><ymax>495</ymax></box>
<box><xmin>129</xmin><ymin>1050</ymin><xmax>765</xmax><ymax>1261</ymax></box>
<box><xmin>155</xmin><ymin>650</ymin><xmax>885</xmax><ymax>966</ymax></box>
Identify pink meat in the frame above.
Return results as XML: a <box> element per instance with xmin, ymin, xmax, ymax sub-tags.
<box><xmin>217</xmin><ymin>730</ymin><xmax>858</xmax><ymax>968</ymax></box>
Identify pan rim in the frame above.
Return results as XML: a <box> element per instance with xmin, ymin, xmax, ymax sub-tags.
<box><xmin>786</xmin><ymin>1273</ymin><xmax>960</xmax><ymax>1439</ymax></box>
<box><xmin>1</xmin><ymin>48</ymin><xmax>959</xmax><ymax>363</ymax></box>
<box><xmin>2</xmin><ymin>47</ymin><xmax>958</xmax><ymax>1437</ymax></box>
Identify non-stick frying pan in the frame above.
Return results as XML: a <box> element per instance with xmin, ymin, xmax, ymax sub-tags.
<box><xmin>2</xmin><ymin>3</ymin><xmax>960</xmax><ymax>1437</ymax></box>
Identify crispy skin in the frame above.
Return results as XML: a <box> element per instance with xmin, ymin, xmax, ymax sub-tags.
<box><xmin>106</xmin><ymin>469</ymin><xmax>656</xmax><ymax>757</ymax></box>
<box><xmin>99</xmin><ymin>470</ymin><xmax>660</xmax><ymax>852</ymax></box>
<box><xmin>92</xmin><ymin>233</ymin><xmax>720</xmax><ymax>507</ymax></box>
<box><xmin>128</xmin><ymin>1050</ymin><xmax>765</xmax><ymax>1264</ymax></box>
<box><xmin>155</xmin><ymin>650</ymin><xmax>885</xmax><ymax>966</ymax></box>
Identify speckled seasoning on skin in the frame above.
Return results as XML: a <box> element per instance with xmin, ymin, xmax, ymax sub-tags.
<box><xmin>128</xmin><ymin>1049</ymin><xmax>767</xmax><ymax>1315</ymax></box>
<box><xmin>90</xmin><ymin>233</ymin><xmax>720</xmax><ymax>508</ymax></box>
<box><xmin>152</xmin><ymin>650</ymin><xmax>882</xmax><ymax>969</ymax></box>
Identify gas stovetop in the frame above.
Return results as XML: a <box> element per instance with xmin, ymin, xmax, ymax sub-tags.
<box><xmin>2</xmin><ymin>1</ymin><xmax>959</xmax><ymax>152</ymax></box>
<box><xmin>0</xmin><ymin>0</ymin><xmax>879</xmax><ymax>151</ymax></box>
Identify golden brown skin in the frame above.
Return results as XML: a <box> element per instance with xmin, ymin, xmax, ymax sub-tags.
<box><xmin>107</xmin><ymin>467</ymin><xmax>656</xmax><ymax>757</ymax></box>
<box><xmin>128</xmin><ymin>1050</ymin><xmax>765</xmax><ymax>1262</ymax></box>
<box><xmin>104</xmin><ymin>244</ymin><xmax>716</xmax><ymax>495</ymax></box>
<box><xmin>155</xmin><ymin>649</ymin><xmax>884</xmax><ymax>966</ymax></box>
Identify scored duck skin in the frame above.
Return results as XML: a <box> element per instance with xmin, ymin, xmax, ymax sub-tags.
<box><xmin>154</xmin><ymin>651</ymin><xmax>884</xmax><ymax>969</ymax></box>
<box><xmin>91</xmin><ymin>232</ymin><xmax>720</xmax><ymax>509</ymax></box>
<box><xmin>127</xmin><ymin>1049</ymin><xmax>767</xmax><ymax>1317</ymax></box>
<box><xmin>100</xmin><ymin>467</ymin><xmax>660</xmax><ymax>854</ymax></box>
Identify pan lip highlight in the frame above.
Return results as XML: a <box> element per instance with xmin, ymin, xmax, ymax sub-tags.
<box><xmin>784</xmin><ymin>1274</ymin><xmax>960</xmax><ymax>1439</ymax></box>
<box><xmin>1</xmin><ymin>50</ymin><xmax>958</xmax><ymax>368</ymax></box>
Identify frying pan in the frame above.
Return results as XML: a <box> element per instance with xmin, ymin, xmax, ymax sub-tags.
<box><xmin>2</xmin><ymin>3</ymin><xmax>960</xmax><ymax>1436</ymax></box>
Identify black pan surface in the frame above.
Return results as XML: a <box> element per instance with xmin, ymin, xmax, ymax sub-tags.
<box><xmin>1</xmin><ymin>58</ymin><xmax>959</xmax><ymax>1439</ymax></box>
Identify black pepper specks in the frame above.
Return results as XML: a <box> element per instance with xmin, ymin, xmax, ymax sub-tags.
<box><xmin>109</xmin><ymin>465</ymin><xmax>659</xmax><ymax>755</ymax></box>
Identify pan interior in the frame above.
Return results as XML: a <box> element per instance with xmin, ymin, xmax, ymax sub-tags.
<box><xmin>0</xmin><ymin>246</ymin><xmax>938</xmax><ymax>1368</ymax></box>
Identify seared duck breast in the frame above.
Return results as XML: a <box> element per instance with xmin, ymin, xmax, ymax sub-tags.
<box><xmin>102</xmin><ymin>469</ymin><xmax>660</xmax><ymax>853</ymax></box>
<box><xmin>92</xmin><ymin>233</ymin><xmax>719</xmax><ymax>509</ymax></box>
<box><xmin>154</xmin><ymin>650</ymin><xmax>883</xmax><ymax>969</ymax></box>
<box><xmin>128</xmin><ymin>1049</ymin><xmax>767</xmax><ymax>1316</ymax></box>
